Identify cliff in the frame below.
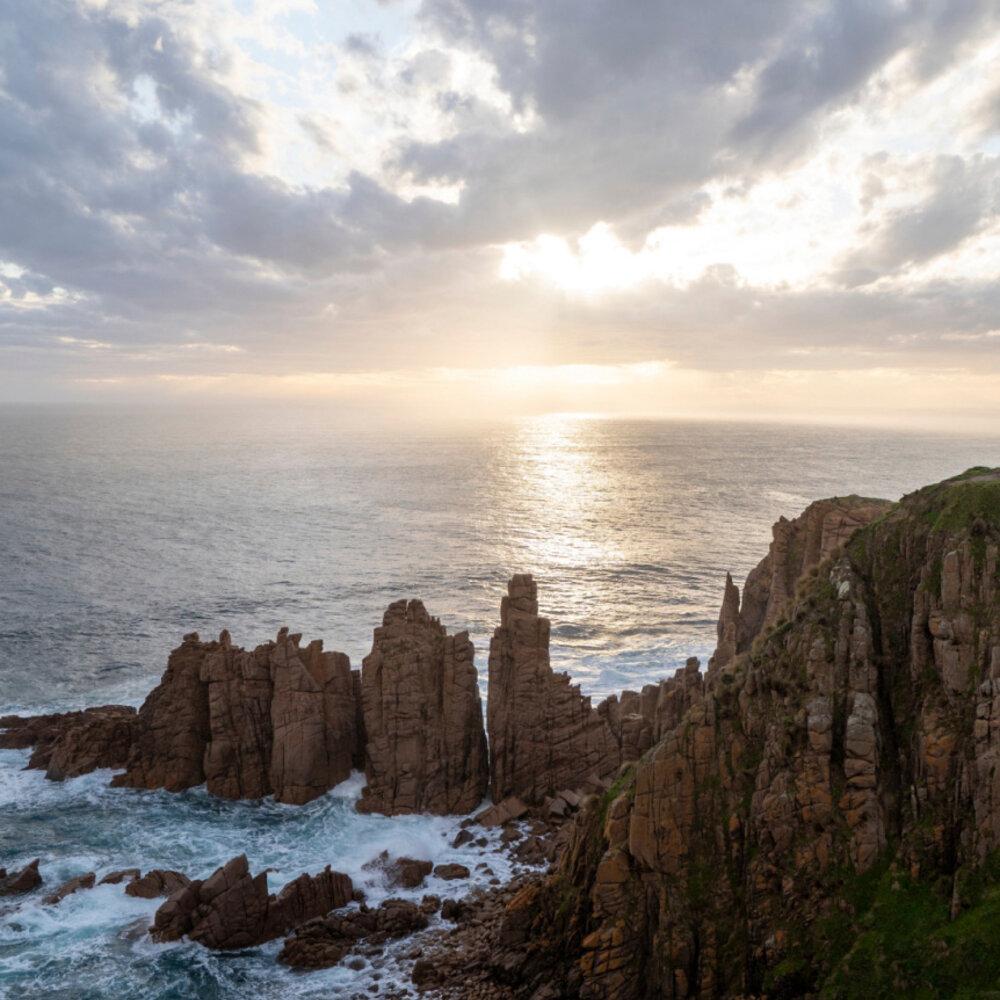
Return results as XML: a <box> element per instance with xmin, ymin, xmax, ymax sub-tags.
<box><xmin>501</xmin><ymin>468</ymin><xmax>1000</xmax><ymax>998</ymax></box>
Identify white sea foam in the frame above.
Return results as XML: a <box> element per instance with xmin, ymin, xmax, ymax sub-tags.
<box><xmin>0</xmin><ymin>753</ymin><xmax>533</xmax><ymax>998</ymax></box>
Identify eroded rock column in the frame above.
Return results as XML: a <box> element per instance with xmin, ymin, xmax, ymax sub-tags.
<box><xmin>358</xmin><ymin>600</ymin><xmax>488</xmax><ymax>815</ymax></box>
<box><xmin>487</xmin><ymin>574</ymin><xmax>619</xmax><ymax>803</ymax></box>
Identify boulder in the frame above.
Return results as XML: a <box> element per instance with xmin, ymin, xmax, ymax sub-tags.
<box><xmin>452</xmin><ymin>829</ymin><xmax>474</xmax><ymax>848</ymax></box>
<box><xmin>99</xmin><ymin>868</ymin><xmax>140</xmax><ymax>886</ymax></box>
<box><xmin>433</xmin><ymin>863</ymin><xmax>470</xmax><ymax>881</ymax></box>
<box><xmin>362</xmin><ymin>852</ymin><xmax>433</xmax><ymax>889</ymax></box>
<box><xmin>264</xmin><ymin>866</ymin><xmax>355</xmax><ymax>940</ymax></box>
<box><xmin>124</xmin><ymin>869</ymin><xmax>191</xmax><ymax>898</ymax></box>
<box><xmin>358</xmin><ymin>600</ymin><xmax>488</xmax><ymax>815</ymax></box>
<box><xmin>475</xmin><ymin>796</ymin><xmax>529</xmax><ymax>828</ymax></box>
<box><xmin>0</xmin><ymin>859</ymin><xmax>42</xmax><ymax>896</ymax></box>
<box><xmin>413</xmin><ymin>958</ymin><xmax>440</xmax><ymax>987</ymax></box>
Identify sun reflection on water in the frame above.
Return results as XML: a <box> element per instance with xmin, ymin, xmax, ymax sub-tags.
<box><xmin>498</xmin><ymin>413</ymin><xmax>625</xmax><ymax>571</ymax></box>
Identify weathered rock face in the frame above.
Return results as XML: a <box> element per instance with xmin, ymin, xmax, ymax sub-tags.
<box><xmin>488</xmin><ymin>575</ymin><xmax>619</xmax><ymax>804</ymax></box>
<box><xmin>113</xmin><ymin>628</ymin><xmax>359</xmax><ymax>804</ymax></box>
<box><xmin>357</xmin><ymin>600</ymin><xmax>488</xmax><ymax>815</ymax></box>
<box><xmin>151</xmin><ymin>854</ymin><xmax>353</xmax><ymax>950</ymax></box>
<box><xmin>710</xmin><ymin>495</ymin><xmax>893</xmax><ymax>671</ymax></box>
<box><xmin>510</xmin><ymin>471</ymin><xmax>1000</xmax><ymax>999</ymax></box>
<box><xmin>44</xmin><ymin>708</ymin><xmax>137</xmax><ymax>781</ymax></box>
<box><xmin>200</xmin><ymin>631</ymin><xmax>274</xmax><ymax>800</ymax></box>
<box><xmin>113</xmin><ymin>632</ymin><xmax>215</xmax><ymax>792</ymax></box>
<box><xmin>269</xmin><ymin>632</ymin><xmax>358</xmax><ymax>805</ymax></box>
<box><xmin>0</xmin><ymin>706</ymin><xmax>137</xmax><ymax>780</ymax></box>
<box><xmin>597</xmin><ymin>657</ymin><xmax>705</xmax><ymax>763</ymax></box>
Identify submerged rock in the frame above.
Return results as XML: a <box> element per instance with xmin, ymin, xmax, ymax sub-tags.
<box><xmin>43</xmin><ymin>872</ymin><xmax>95</xmax><ymax>905</ymax></box>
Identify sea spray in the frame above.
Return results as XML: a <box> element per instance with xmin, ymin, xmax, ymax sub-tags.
<box><xmin>0</xmin><ymin>748</ymin><xmax>528</xmax><ymax>998</ymax></box>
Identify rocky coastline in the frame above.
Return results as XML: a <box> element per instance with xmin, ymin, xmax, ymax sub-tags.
<box><xmin>3</xmin><ymin>468</ymin><xmax>999</xmax><ymax>997</ymax></box>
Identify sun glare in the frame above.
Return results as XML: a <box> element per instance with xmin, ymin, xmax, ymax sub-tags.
<box><xmin>500</xmin><ymin>223</ymin><xmax>649</xmax><ymax>294</ymax></box>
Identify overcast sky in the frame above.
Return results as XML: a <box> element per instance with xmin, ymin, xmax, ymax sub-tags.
<box><xmin>2</xmin><ymin>0</ymin><xmax>999</xmax><ymax>426</ymax></box>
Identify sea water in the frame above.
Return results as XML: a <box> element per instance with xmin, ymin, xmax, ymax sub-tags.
<box><xmin>1</xmin><ymin>406</ymin><xmax>997</xmax><ymax>997</ymax></box>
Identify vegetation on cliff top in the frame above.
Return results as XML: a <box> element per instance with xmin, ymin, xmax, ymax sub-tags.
<box><xmin>819</xmin><ymin>855</ymin><xmax>1000</xmax><ymax>999</ymax></box>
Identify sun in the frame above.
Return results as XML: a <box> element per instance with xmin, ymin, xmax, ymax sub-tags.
<box><xmin>499</xmin><ymin>223</ymin><xmax>649</xmax><ymax>295</ymax></box>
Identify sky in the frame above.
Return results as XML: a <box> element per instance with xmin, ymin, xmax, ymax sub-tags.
<box><xmin>1</xmin><ymin>0</ymin><xmax>999</xmax><ymax>428</ymax></box>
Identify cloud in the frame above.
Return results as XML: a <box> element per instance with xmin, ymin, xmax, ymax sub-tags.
<box><xmin>835</xmin><ymin>155</ymin><xmax>1000</xmax><ymax>285</ymax></box>
<box><xmin>0</xmin><ymin>0</ymin><xmax>998</xmax><ymax>423</ymax></box>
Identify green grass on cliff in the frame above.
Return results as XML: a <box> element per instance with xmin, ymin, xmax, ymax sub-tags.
<box><xmin>818</xmin><ymin>858</ymin><xmax>1000</xmax><ymax>999</ymax></box>
<box><xmin>905</xmin><ymin>468</ymin><xmax>1000</xmax><ymax>534</ymax></box>
<box><xmin>930</xmin><ymin>481</ymin><xmax>1000</xmax><ymax>534</ymax></box>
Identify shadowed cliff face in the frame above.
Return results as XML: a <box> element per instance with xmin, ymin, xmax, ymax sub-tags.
<box><xmin>510</xmin><ymin>469</ymin><xmax>1000</xmax><ymax>999</ymax></box>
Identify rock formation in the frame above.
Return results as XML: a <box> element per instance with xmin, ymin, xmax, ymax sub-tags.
<box><xmin>277</xmin><ymin>897</ymin><xmax>428</xmax><ymax>969</ymax></box>
<box><xmin>0</xmin><ymin>706</ymin><xmax>136</xmax><ymax>780</ymax></box>
<box><xmin>362</xmin><ymin>852</ymin><xmax>433</xmax><ymax>889</ymax></box>
<box><xmin>0</xmin><ymin>859</ymin><xmax>42</xmax><ymax>896</ymax></box>
<box><xmin>151</xmin><ymin>854</ymin><xmax>353</xmax><ymax>950</ymax></box>
<box><xmin>269</xmin><ymin>630</ymin><xmax>358</xmax><ymax>804</ymax></box>
<box><xmin>495</xmin><ymin>469</ymin><xmax>1000</xmax><ymax>998</ymax></box>
<box><xmin>488</xmin><ymin>575</ymin><xmax>619</xmax><ymax>804</ymax></box>
<box><xmin>709</xmin><ymin>494</ymin><xmax>893</xmax><ymax>671</ymax></box>
<box><xmin>597</xmin><ymin>656</ymin><xmax>705</xmax><ymax>762</ymax></box>
<box><xmin>357</xmin><ymin>600</ymin><xmax>488</xmax><ymax>815</ymax></box>
<box><xmin>112</xmin><ymin>632</ymin><xmax>216</xmax><ymax>791</ymax></box>
<box><xmin>123</xmin><ymin>869</ymin><xmax>191</xmax><ymax>898</ymax></box>
<box><xmin>113</xmin><ymin>628</ymin><xmax>359</xmax><ymax>804</ymax></box>
<box><xmin>43</xmin><ymin>872</ymin><xmax>95</xmax><ymax>905</ymax></box>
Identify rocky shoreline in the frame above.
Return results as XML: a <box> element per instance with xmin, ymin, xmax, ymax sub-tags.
<box><xmin>3</xmin><ymin>469</ymin><xmax>1000</xmax><ymax>997</ymax></box>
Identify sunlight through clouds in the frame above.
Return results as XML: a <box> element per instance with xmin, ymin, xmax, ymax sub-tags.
<box><xmin>2</xmin><ymin>0</ymin><xmax>999</xmax><ymax>427</ymax></box>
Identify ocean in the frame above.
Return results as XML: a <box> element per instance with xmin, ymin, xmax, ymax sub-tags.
<box><xmin>1</xmin><ymin>406</ymin><xmax>997</xmax><ymax>997</ymax></box>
